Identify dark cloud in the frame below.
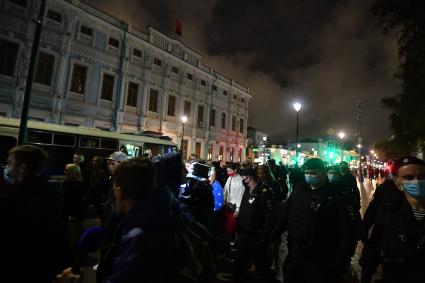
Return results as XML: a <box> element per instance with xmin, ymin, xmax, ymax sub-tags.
<box><xmin>89</xmin><ymin>0</ymin><xmax>400</xmax><ymax>145</ymax></box>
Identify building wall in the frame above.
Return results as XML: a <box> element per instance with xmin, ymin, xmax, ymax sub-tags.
<box><xmin>0</xmin><ymin>0</ymin><xmax>250</xmax><ymax>161</ymax></box>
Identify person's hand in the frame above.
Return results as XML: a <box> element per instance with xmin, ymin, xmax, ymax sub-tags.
<box><xmin>54</xmin><ymin>267</ymin><xmax>81</xmax><ymax>283</ymax></box>
<box><xmin>234</xmin><ymin>211</ymin><xmax>239</xmax><ymax>218</ymax></box>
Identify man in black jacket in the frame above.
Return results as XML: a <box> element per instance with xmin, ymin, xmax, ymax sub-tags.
<box><xmin>234</xmin><ymin>166</ymin><xmax>277</xmax><ymax>283</ymax></box>
<box><xmin>273</xmin><ymin>158</ymin><xmax>357</xmax><ymax>283</ymax></box>
<box><xmin>361</xmin><ymin>156</ymin><xmax>425</xmax><ymax>283</ymax></box>
<box><xmin>0</xmin><ymin>145</ymin><xmax>69</xmax><ymax>283</ymax></box>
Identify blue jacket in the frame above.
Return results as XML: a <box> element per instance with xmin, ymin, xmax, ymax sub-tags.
<box><xmin>98</xmin><ymin>185</ymin><xmax>191</xmax><ymax>283</ymax></box>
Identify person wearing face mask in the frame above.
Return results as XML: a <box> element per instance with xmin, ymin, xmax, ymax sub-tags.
<box><xmin>234</xmin><ymin>167</ymin><xmax>277</xmax><ymax>283</ymax></box>
<box><xmin>361</xmin><ymin>156</ymin><xmax>425</xmax><ymax>283</ymax></box>
<box><xmin>271</xmin><ymin>158</ymin><xmax>357</xmax><ymax>283</ymax></box>
<box><xmin>0</xmin><ymin>145</ymin><xmax>69</xmax><ymax>283</ymax></box>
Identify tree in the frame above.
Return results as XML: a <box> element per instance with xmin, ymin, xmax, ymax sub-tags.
<box><xmin>373</xmin><ymin>0</ymin><xmax>425</xmax><ymax>157</ymax></box>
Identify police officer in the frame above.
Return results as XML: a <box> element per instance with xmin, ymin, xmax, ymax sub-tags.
<box><xmin>234</xmin><ymin>167</ymin><xmax>277</xmax><ymax>283</ymax></box>
<box><xmin>361</xmin><ymin>156</ymin><xmax>425</xmax><ymax>283</ymax></box>
<box><xmin>273</xmin><ymin>158</ymin><xmax>357</xmax><ymax>283</ymax></box>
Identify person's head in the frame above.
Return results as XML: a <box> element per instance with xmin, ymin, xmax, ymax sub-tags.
<box><xmin>393</xmin><ymin>156</ymin><xmax>425</xmax><ymax>200</ymax></box>
<box><xmin>339</xmin><ymin>161</ymin><xmax>350</xmax><ymax>174</ymax></box>
<box><xmin>240</xmin><ymin>167</ymin><xmax>258</xmax><ymax>189</ymax></box>
<box><xmin>227</xmin><ymin>163</ymin><xmax>238</xmax><ymax>177</ymax></box>
<box><xmin>302</xmin><ymin>158</ymin><xmax>327</xmax><ymax>188</ymax></box>
<box><xmin>64</xmin><ymin>163</ymin><xmax>82</xmax><ymax>182</ymax></box>
<box><xmin>113</xmin><ymin>158</ymin><xmax>156</xmax><ymax>214</ymax></box>
<box><xmin>90</xmin><ymin>156</ymin><xmax>103</xmax><ymax>168</ymax></box>
<box><xmin>6</xmin><ymin>145</ymin><xmax>48</xmax><ymax>182</ymax></box>
<box><xmin>327</xmin><ymin>166</ymin><xmax>342</xmax><ymax>183</ymax></box>
<box><xmin>106</xmin><ymin>151</ymin><xmax>128</xmax><ymax>173</ymax></box>
<box><xmin>266</xmin><ymin>159</ymin><xmax>276</xmax><ymax>167</ymax></box>
<box><xmin>72</xmin><ymin>153</ymin><xmax>85</xmax><ymax>165</ymax></box>
<box><xmin>257</xmin><ymin>164</ymin><xmax>273</xmax><ymax>183</ymax></box>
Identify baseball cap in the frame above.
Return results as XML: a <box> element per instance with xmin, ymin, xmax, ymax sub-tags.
<box><xmin>393</xmin><ymin>156</ymin><xmax>425</xmax><ymax>174</ymax></box>
<box><xmin>106</xmin><ymin>151</ymin><xmax>128</xmax><ymax>162</ymax></box>
<box><xmin>302</xmin><ymin>158</ymin><xmax>325</xmax><ymax>171</ymax></box>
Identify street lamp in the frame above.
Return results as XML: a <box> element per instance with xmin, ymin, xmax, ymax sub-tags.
<box><xmin>180</xmin><ymin>116</ymin><xmax>188</xmax><ymax>158</ymax></box>
<box><xmin>338</xmin><ymin>131</ymin><xmax>345</xmax><ymax>161</ymax></box>
<box><xmin>262</xmin><ymin>136</ymin><xmax>267</xmax><ymax>164</ymax></box>
<box><xmin>293</xmin><ymin>102</ymin><xmax>302</xmax><ymax>163</ymax></box>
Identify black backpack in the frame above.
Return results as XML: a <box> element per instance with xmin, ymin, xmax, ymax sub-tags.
<box><xmin>175</xmin><ymin>219</ymin><xmax>216</xmax><ymax>283</ymax></box>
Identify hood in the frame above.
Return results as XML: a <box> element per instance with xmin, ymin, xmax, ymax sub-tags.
<box><xmin>122</xmin><ymin>184</ymin><xmax>191</xmax><ymax>231</ymax></box>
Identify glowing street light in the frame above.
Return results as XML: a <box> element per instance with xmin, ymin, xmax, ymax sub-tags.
<box><xmin>293</xmin><ymin>102</ymin><xmax>302</xmax><ymax>163</ymax></box>
<box><xmin>338</xmin><ymin>132</ymin><xmax>345</xmax><ymax>139</ymax></box>
<box><xmin>357</xmin><ymin>144</ymin><xmax>362</xmax><ymax>149</ymax></box>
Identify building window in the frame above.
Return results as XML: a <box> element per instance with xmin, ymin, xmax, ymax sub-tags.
<box><xmin>108</xmin><ymin>37</ymin><xmax>119</xmax><ymax>48</ymax></box>
<box><xmin>230</xmin><ymin>147</ymin><xmax>234</xmax><ymax>161</ymax></box>
<box><xmin>238</xmin><ymin>148</ymin><xmax>242</xmax><ymax>162</ymax></box>
<box><xmin>132</xmin><ymin>48</ymin><xmax>142</xmax><ymax>58</ymax></box>
<box><xmin>171</xmin><ymin>66</ymin><xmax>179</xmax><ymax>74</ymax></box>
<box><xmin>80</xmin><ymin>25</ymin><xmax>93</xmax><ymax>37</ymax></box>
<box><xmin>198</xmin><ymin>105</ymin><xmax>204</xmax><ymax>127</ymax></box>
<box><xmin>195</xmin><ymin>142</ymin><xmax>201</xmax><ymax>158</ymax></box>
<box><xmin>223</xmin><ymin>90</ymin><xmax>228</xmax><ymax>96</ymax></box>
<box><xmin>187</xmin><ymin>73</ymin><xmax>193</xmax><ymax>80</ymax></box>
<box><xmin>34</xmin><ymin>52</ymin><xmax>55</xmax><ymax>86</ymax></box>
<box><xmin>219</xmin><ymin>146</ymin><xmax>224</xmax><ymax>161</ymax></box>
<box><xmin>148</xmin><ymin>89</ymin><xmax>159</xmax><ymax>112</ymax></box>
<box><xmin>200</xmin><ymin>79</ymin><xmax>206</xmax><ymax>86</ymax></box>
<box><xmin>184</xmin><ymin>101</ymin><xmax>191</xmax><ymax>117</ymax></box>
<box><xmin>46</xmin><ymin>9</ymin><xmax>62</xmax><ymax>23</ymax></box>
<box><xmin>100</xmin><ymin>73</ymin><xmax>115</xmax><ymax>101</ymax></box>
<box><xmin>241</xmin><ymin>98</ymin><xmax>245</xmax><ymax>103</ymax></box>
<box><xmin>0</xmin><ymin>39</ymin><xmax>19</xmax><ymax>77</ymax></box>
<box><xmin>153</xmin><ymin>57</ymin><xmax>162</xmax><ymax>67</ymax></box>
<box><xmin>233</xmin><ymin>94</ymin><xmax>237</xmax><ymax>100</ymax></box>
<box><xmin>167</xmin><ymin>95</ymin><xmax>176</xmax><ymax>117</ymax></box>
<box><xmin>212</xmin><ymin>85</ymin><xmax>217</xmax><ymax>91</ymax></box>
<box><xmin>10</xmin><ymin>0</ymin><xmax>27</xmax><ymax>7</ymax></box>
<box><xmin>208</xmin><ymin>145</ymin><xmax>213</xmax><ymax>161</ymax></box>
<box><xmin>221</xmin><ymin>113</ymin><xmax>226</xmax><ymax>129</ymax></box>
<box><xmin>239</xmin><ymin>118</ymin><xmax>244</xmax><ymax>133</ymax></box>
<box><xmin>231</xmin><ymin>116</ymin><xmax>236</xmax><ymax>131</ymax></box>
<box><xmin>210</xmin><ymin>109</ymin><xmax>216</xmax><ymax>127</ymax></box>
<box><xmin>126</xmin><ymin>82</ymin><xmax>139</xmax><ymax>107</ymax></box>
<box><xmin>70</xmin><ymin>64</ymin><xmax>88</xmax><ymax>94</ymax></box>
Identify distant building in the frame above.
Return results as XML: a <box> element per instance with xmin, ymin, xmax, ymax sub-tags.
<box><xmin>247</xmin><ymin>126</ymin><xmax>269</xmax><ymax>147</ymax></box>
<box><xmin>0</xmin><ymin>0</ymin><xmax>250</xmax><ymax>161</ymax></box>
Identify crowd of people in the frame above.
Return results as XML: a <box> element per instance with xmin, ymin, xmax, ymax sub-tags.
<box><xmin>0</xmin><ymin>145</ymin><xmax>424</xmax><ymax>283</ymax></box>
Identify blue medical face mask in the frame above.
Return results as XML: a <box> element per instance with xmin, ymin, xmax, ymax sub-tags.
<box><xmin>3</xmin><ymin>166</ymin><xmax>14</xmax><ymax>184</ymax></box>
<box><xmin>327</xmin><ymin>174</ymin><xmax>339</xmax><ymax>183</ymax></box>
<box><xmin>305</xmin><ymin>174</ymin><xmax>321</xmax><ymax>186</ymax></box>
<box><xmin>402</xmin><ymin>180</ymin><xmax>425</xmax><ymax>199</ymax></box>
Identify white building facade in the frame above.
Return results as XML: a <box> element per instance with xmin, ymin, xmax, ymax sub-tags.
<box><xmin>0</xmin><ymin>0</ymin><xmax>250</xmax><ymax>161</ymax></box>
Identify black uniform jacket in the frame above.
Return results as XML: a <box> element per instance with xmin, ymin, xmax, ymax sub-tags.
<box><xmin>370</xmin><ymin>196</ymin><xmax>425</xmax><ymax>283</ymax></box>
<box><xmin>237</xmin><ymin>184</ymin><xmax>275</xmax><ymax>241</ymax></box>
<box><xmin>274</xmin><ymin>181</ymin><xmax>357</xmax><ymax>264</ymax></box>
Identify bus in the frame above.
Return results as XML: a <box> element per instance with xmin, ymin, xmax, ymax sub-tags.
<box><xmin>0</xmin><ymin>117</ymin><xmax>177</xmax><ymax>175</ymax></box>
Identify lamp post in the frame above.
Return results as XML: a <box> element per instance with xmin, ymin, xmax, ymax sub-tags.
<box><xmin>262</xmin><ymin>136</ymin><xmax>267</xmax><ymax>164</ymax></box>
<box><xmin>338</xmin><ymin>131</ymin><xmax>345</xmax><ymax>162</ymax></box>
<box><xmin>293</xmin><ymin>102</ymin><xmax>302</xmax><ymax>164</ymax></box>
<box><xmin>180</xmin><ymin>116</ymin><xmax>188</xmax><ymax>158</ymax></box>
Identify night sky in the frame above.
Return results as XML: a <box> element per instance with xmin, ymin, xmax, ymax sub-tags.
<box><xmin>89</xmin><ymin>0</ymin><xmax>400</xmax><ymax>146</ymax></box>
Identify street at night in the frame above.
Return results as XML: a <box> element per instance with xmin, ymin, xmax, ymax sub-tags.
<box><xmin>1</xmin><ymin>0</ymin><xmax>425</xmax><ymax>283</ymax></box>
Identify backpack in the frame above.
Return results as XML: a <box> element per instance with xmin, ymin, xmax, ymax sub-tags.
<box><xmin>175</xmin><ymin>219</ymin><xmax>216</xmax><ymax>283</ymax></box>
